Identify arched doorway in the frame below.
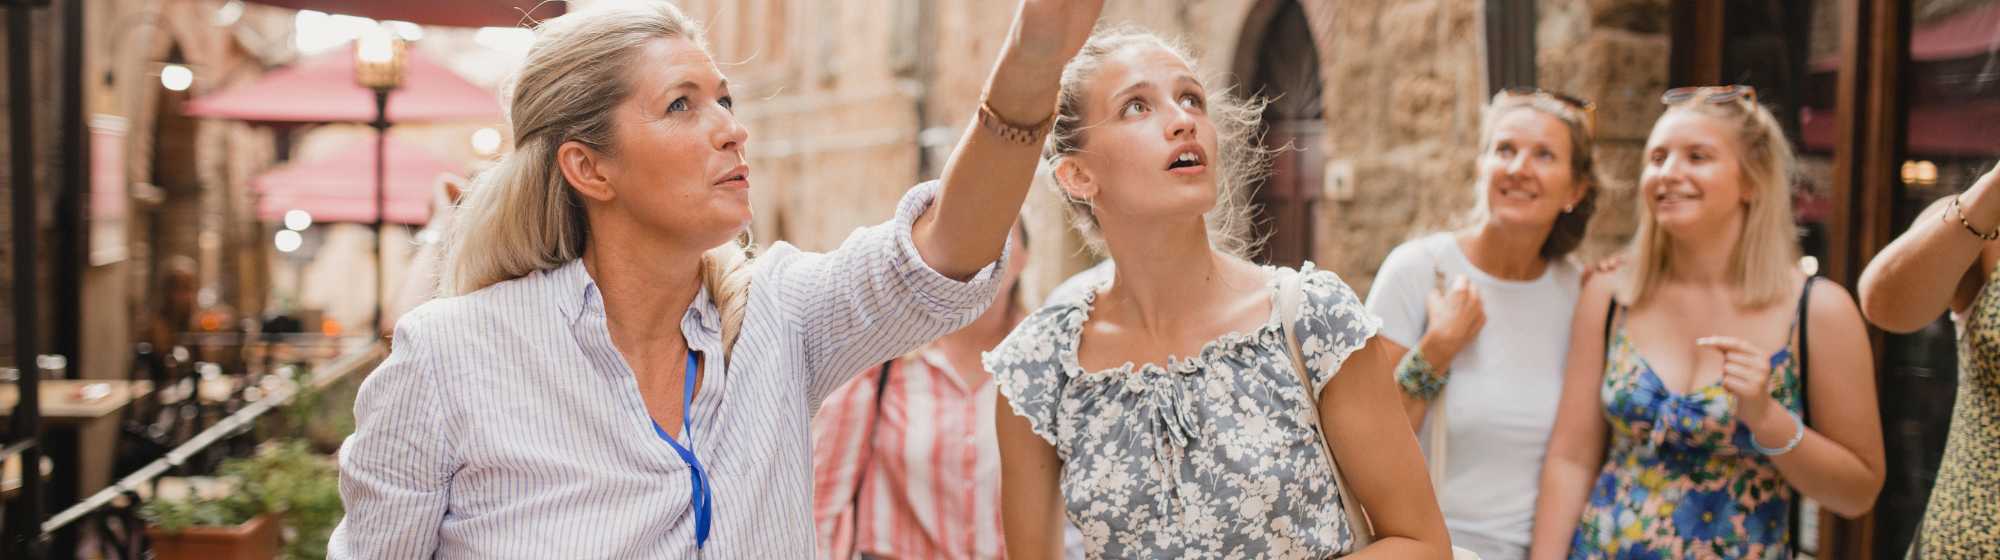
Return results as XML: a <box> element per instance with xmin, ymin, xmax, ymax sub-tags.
<box><xmin>1234</xmin><ymin>0</ymin><xmax>1324</xmax><ymax>268</ymax></box>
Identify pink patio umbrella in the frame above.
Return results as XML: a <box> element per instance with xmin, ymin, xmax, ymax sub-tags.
<box><xmin>234</xmin><ymin>0</ymin><xmax>562</xmax><ymax>29</ymax></box>
<box><xmin>184</xmin><ymin>44</ymin><xmax>500</xmax><ymax>124</ymax></box>
<box><xmin>253</xmin><ymin>135</ymin><xmax>459</xmax><ymax>225</ymax></box>
<box><xmin>187</xmin><ymin>39</ymin><xmax>499</xmax><ymax>332</ymax></box>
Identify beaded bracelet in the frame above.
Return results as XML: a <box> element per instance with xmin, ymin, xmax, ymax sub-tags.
<box><xmin>1947</xmin><ymin>194</ymin><xmax>2000</xmax><ymax>241</ymax></box>
<box><xmin>1749</xmin><ymin>410</ymin><xmax>1806</xmax><ymax>456</ymax></box>
<box><xmin>1394</xmin><ymin>349</ymin><xmax>1447</xmax><ymax>401</ymax></box>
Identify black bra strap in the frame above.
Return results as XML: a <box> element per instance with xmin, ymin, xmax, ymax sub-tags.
<box><xmin>1795</xmin><ymin>276</ymin><xmax>1816</xmax><ymax>422</ymax></box>
<box><xmin>1788</xmin><ymin>274</ymin><xmax>1816</xmax><ymax>558</ymax></box>
<box><xmin>1602</xmin><ymin>298</ymin><xmax>1620</xmax><ymax>349</ymax></box>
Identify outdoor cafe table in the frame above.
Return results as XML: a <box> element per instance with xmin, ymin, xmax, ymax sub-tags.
<box><xmin>0</xmin><ymin>379</ymin><xmax>155</xmax><ymax>537</ymax></box>
<box><xmin>0</xmin><ymin>380</ymin><xmax>154</xmax><ymax>425</ymax></box>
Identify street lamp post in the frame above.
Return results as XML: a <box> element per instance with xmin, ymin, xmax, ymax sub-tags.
<box><xmin>354</xmin><ymin>28</ymin><xmax>404</xmax><ymax>338</ymax></box>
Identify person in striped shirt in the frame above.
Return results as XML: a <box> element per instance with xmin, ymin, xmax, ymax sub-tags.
<box><xmin>811</xmin><ymin>223</ymin><xmax>1085</xmax><ymax>560</ymax></box>
<box><xmin>327</xmin><ymin>1</ymin><xmax>1105</xmax><ymax>557</ymax></box>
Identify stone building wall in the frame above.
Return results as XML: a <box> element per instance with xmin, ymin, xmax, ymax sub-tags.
<box><xmin>1537</xmin><ymin>0</ymin><xmax>1672</xmax><ymax>263</ymax></box>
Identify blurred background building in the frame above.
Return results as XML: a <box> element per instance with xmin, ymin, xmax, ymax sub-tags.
<box><xmin>0</xmin><ymin>0</ymin><xmax>1994</xmax><ymax>558</ymax></box>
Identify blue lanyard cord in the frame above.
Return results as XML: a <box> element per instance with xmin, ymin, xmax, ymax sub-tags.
<box><xmin>651</xmin><ymin>352</ymin><xmax>711</xmax><ymax>549</ymax></box>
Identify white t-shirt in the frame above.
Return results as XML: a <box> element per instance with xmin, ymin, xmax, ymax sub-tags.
<box><xmin>1363</xmin><ymin>233</ymin><xmax>1579</xmax><ymax>560</ymax></box>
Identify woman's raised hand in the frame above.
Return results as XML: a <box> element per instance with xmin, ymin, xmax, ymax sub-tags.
<box><xmin>983</xmin><ymin>0</ymin><xmax>1106</xmax><ymax>124</ymax></box>
<box><xmin>920</xmin><ymin>0</ymin><xmax>1104</xmax><ymax>280</ymax></box>
<box><xmin>1009</xmin><ymin>0</ymin><xmax>1107</xmax><ymax>73</ymax></box>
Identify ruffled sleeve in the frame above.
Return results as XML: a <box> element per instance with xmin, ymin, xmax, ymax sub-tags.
<box><xmin>1290</xmin><ymin>267</ymin><xmax>1384</xmax><ymax>394</ymax></box>
<box><xmin>984</xmin><ymin>303</ymin><xmax>1082</xmax><ymax>449</ymax></box>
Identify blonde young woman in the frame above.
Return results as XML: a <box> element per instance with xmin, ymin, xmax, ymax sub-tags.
<box><xmin>988</xmin><ymin>27</ymin><xmax>1451</xmax><ymax>559</ymax></box>
<box><xmin>1858</xmin><ymin>160</ymin><xmax>2000</xmax><ymax>557</ymax></box>
<box><xmin>327</xmin><ymin>1</ymin><xmax>1104</xmax><ymax>557</ymax></box>
<box><xmin>1529</xmin><ymin>86</ymin><xmax>1885</xmax><ymax>559</ymax></box>
<box><xmin>1365</xmin><ymin>88</ymin><xmax>1599</xmax><ymax>560</ymax></box>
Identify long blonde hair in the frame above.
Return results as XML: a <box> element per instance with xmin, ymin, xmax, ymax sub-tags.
<box><xmin>442</xmin><ymin>2</ymin><xmax>756</xmax><ymax>356</ymax></box>
<box><xmin>1040</xmin><ymin>25</ymin><xmax>1273</xmax><ymax>259</ymax></box>
<box><xmin>1617</xmin><ymin>97</ymin><xmax>1800</xmax><ymax>308</ymax></box>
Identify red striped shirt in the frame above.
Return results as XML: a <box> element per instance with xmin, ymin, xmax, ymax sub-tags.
<box><xmin>812</xmin><ymin>349</ymin><xmax>1005</xmax><ymax>559</ymax></box>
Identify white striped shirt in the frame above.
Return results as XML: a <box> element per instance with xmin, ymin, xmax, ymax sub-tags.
<box><xmin>328</xmin><ymin>182</ymin><xmax>1005</xmax><ymax>559</ymax></box>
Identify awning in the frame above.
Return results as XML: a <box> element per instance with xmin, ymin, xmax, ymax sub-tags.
<box><xmin>1800</xmin><ymin>4</ymin><xmax>1999</xmax><ymax>157</ymax></box>
<box><xmin>1802</xmin><ymin>101</ymin><xmax>2000</xmax><ymax>157</ymax></box>
<box><xmin>240</xmin><ymin>0</ymin><xmax>562</xmax><ymax>28</ymax></box>
<box><xmin>1812</xmin><ymin>2</ymin><xmax>2000</xmax><ymax>71</ymax></box>
<box><xmin>185</xmin><ymin>43</ymin><xmax>501</xmax><ymax>124</ymax></box>
<box><xmin>253</xmin><ymin>135</ymin><xmax>460</xmax><ymax>225</ymax></box>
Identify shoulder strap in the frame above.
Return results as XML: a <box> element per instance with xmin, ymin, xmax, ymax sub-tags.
<box><xmin>1603</xmin><ymin>297</ymin><xmax>1619</xmax><ymax>348</ymax></box>
<box><xmin>1279</xmin><ymin>272</ymin><xmax>1313</xmax><ymax>406</ymax></box>
<box><xmin>1795</xmin><ymin>276</ymin><xmax>1816</xmax><ymax>421</ymax></box>
<box><xmin>1786</xmin><ymin>275</ymin><xmax>1816</xmax><ymax>560</ymax></box>
<box><xmin>844</xmin><ymin>360</ymin><xmax>895</xmax><ymax>557</ymax></box>
<box><xmin>1280</xmin><ymin>273</ymin><xmax>1303</xmax><ymax>348</ymax></box>
<box><xmin>1279</xmin><ymin>271</ymin><xmax>1313</xmax><ymax>399</ymax></box>
<box><xmin>1278</xmin><ymin>271</ymin><xmax>1377</xmax><ymax>547</ymax></box>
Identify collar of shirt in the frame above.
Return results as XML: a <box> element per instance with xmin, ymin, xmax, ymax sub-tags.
<box><xmin>550</xmin><ymin>258</ymin><xmax>723</xmax><ymax>343</ymax></box>
<box><xmin>912</xmin><ymin>345</ymin><xmax>994</xmax><ymax>395</ymax></box>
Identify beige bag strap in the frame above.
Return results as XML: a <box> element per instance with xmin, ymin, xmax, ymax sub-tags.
<box><xmin>1419</xmin><ymin>246</ymin><xmax>1452</xmax><ymax>489</ymax></box>
<box><xmin>1282</xmin><ymin>270</ymin><xmax>1482</xmax><ymax>560</ymax></box>
<box><xmin>1423</xmin><ymin>403</ymin><xmax>1449</xmax><ymax>498</ymax></box>
<box><xmin>1278</xmin><ymin>271</ymin><xmax>1377</xmax><ymax>549</ymax></box>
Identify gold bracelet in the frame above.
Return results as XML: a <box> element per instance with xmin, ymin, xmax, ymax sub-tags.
<box><xmin>1948</xmin><ymin>194</ymin><xmax>2000</xmax><ymax>241</ymax></box>
<box><xmin>976</xmin><ymin>101</ymin><xmax>1053</xmax><ymax>146</ymax></box>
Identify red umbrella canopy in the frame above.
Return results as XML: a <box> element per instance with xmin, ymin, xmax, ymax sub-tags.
<box><xmin>239</xmin><ymin>0</ymin><xmax>561</xmax><ymax>29</ymax></box>
<box><xmin>254</xmin><ymin>136</ymin><xmax>461</xmax><ymax>225</ymax></box>
<box><xmin>185</xmin><ymin>43</ymin><xmax>502</xmax><ymax>123</ymax></box>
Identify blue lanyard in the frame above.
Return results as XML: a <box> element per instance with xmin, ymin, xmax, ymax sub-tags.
<box><xmin>650</xmin><ymin>352</ymin><xmax>711</xmax><ymax>549</ymax></box>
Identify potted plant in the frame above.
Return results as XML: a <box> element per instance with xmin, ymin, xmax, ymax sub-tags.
<box><xmin>140</xmin><ymin>488</ymin><xmax>280</xmax><ymax>560</ymax></box>
<box><xmin>143</xmin><ymin>440</ymin><xmax>344</xmax><ymax>560</ymax></box>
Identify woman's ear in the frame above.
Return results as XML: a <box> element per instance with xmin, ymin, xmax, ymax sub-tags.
<box><xmin>558</xmin><ymin>140</ymin><xmax>616</xmax><ymax>202</ymax></box>
<box><xmin>1568</xmin><ymin>177</ymin><xmax>1592</xmax><ymax>211</ymax></box>
<box><xmin>1054</xmin><ymin>157</ymin><xmax>1097</xmax><ymax>202</ymax></box>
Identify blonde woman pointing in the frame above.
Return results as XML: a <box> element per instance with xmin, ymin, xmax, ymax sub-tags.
<box><xmin>327</xmin><ymin>1</ymin><xmax>1103</xmax><ymax>557</ymax></box>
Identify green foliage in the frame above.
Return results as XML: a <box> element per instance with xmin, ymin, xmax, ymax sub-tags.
<box><xmin>143</xmin><ymin>440</ymin><xmax>344</xmax><ymax>560</ymax></box>
<box><xmin>138</xmin><ymin>489</ymin><xmax>262</xmax><ymax>533</ymax></box>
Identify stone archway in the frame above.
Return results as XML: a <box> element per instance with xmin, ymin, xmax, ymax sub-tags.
<box><xmin>1231</xmin><ymin>0</ymin><xmax>1324</xmax><ymax>268</ymax></box>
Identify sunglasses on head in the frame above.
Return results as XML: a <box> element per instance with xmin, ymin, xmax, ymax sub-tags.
<box><xmin>1497</xmin><ymin>86</ymin><xmax>1598</xmax><ymax>137</ymax></box>
<box><xmin>1660</xmin><ymin>85</ymin><xmax>1758</xmax><ymax>106</ymax></box>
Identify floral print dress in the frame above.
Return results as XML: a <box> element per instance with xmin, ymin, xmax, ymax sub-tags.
<box><xmin>1569</xmin><ymin>280</ymin><xmax>1813</xmax><ymax>559</ymax></box>
<box><xmin>1909</xmin><ymin>265</ymin><xmax>2000</xmax><ymax>558</ymax></box>
<box><xmin>987</xmin><ymin>265</ymin><xmax>1381</xmax><ymax>559</ymax></box>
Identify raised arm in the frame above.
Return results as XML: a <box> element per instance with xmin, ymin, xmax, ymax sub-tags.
<box><xmin>1528</xmin><ymin>274</ymin><xmax>1615</xmax><ymax>560</ymax></box>
<box><xmin>912</xmin><ymin>0</ymin><xmax>1104</xmax><ymax>279</ymax></box>
<box><xmin>1859</xmin><ymin>162</ymin><xmax>1998</xmax><ymax>332</ymax></box>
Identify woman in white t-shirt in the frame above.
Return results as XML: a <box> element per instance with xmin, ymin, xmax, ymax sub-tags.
<box><xmin>1363</xmin><ymin>88</ymin><xmax>1600</xmax><ymax>560</ymax></box>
